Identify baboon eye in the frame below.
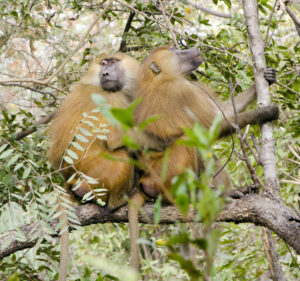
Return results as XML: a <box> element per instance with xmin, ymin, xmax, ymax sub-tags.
<box><xmin>100</xmin><ymin>60</ymin><xmax>108</xmax><ymax>66</ymax></box>
<box><xmin>110</xmin><ymin>58</ymin><xmax>119</xmax><ymax>64</ymax></box>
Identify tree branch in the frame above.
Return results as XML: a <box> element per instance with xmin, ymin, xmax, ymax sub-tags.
<box><xmin>0</xmin><ymin>0</ymin><xmax>113</xmax><ymax>87</ymax></box>
<box><xmin>242</xmin><ymin>0</ymin><xmax>280</xmax><ymax>199</ymax></box>
<box><xmin>119</xmin><ymin>11</ymin><xmax>135</xmax><ymax>52</ymax></box>
<box><xmin>0</xmin><ymin>112</ymin><xmax>55</xmax><ymax>147</ymax></box>
<box><xmin>262</xmin><ymin>228</ymin><xmax>287</xmax><ymax>281</ymax></box>
<box><xmin>1</xmin><ymin>194</ymin><xmax>300</xmax><ymax>259</ymax></box>
<box><xmin>159</xmin><ymin>0</ymin><xmax>179</xmax><ymax>48</ymax></box>
<box><xmin>286</xmin><ymin>5</ymin><xmax>300</xmax><ymax>36</ymax></box>
<box><xmin>186</xmin><ymin>0</ymin><xmax>233</xmax><ymax>19</ymax></box>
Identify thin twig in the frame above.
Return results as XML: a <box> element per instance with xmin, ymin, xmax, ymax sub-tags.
<box><xmin>0</xmin><ymin>79</ymin><xmax>67</xmax><ymax>94</ymax></box>
<box><xmin>275</xmin><ymin>82</ymin><xmax>300</xmax><ymax>96</ymax></box>
<box><xmin>0</xmin><ymin>112</ymin><xmax>55</xmax><ymax>147</ymax></box>
<box><xmin>115</xmin><ymin>0</ymin><xmax>251</xmax><ymax>65</ymax></box>
<box><xmin>0</xmin><ymin>0</ymin><xmax>113</xmax><ymax>87</ymax></box>
<box><xmin>229</xmin><ymin>78</ymin><xmax>260</xmax><ymax>186</ymax></box>
<box><xmin>186</xmin><ymin>0</ymin><xmax>232</xmax><ymax>19</ymax></box>
<box><xmin>264</xmin><ymin>0</ymin><xmax>278</xmax><ymax>46</ymax></box>
<box><xmin>159</xmin><ymin>0</ymin><xmax>179</xmax><ymax>48</ymax></box>
<box><xmin>265</xmin><ymin>10</ymin><xmax>285</xmax><ymax>47</ymax></box>
<box><xmin>44</xmin><ymin>0</ymin><xmax>113</xmax><ymax>84</ymax></box>
<box><xmin>244</xmin><ymin>137</ymin><xmax>262</xmax><ymax>165</ymax></box>
<box><xmin>286</xmin><ymin>6</ymin><xmax>300</xmax><ymax>36</ymax></box>
<box><xmin>0</xmin><ymin>82</ymin><xmax>57</xmax><ymax>101</ymax></box>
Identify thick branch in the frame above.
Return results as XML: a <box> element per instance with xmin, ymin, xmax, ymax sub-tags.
<box><xmin>242</xmin><ymin>0</ymin><xmax>280</xmax><ymax>199</ymax></box>
<box><xmin>1</xmin><ymin>195</ymin><xmax>300</xmax><ymax>259</ymax></box>
<box><xmin>218</xmin><ymin>195</ymin><xmax>300</xmax><ymax>253</ymax></box>
<box><xmin>119</xmin><ymin>11</ymin><xmax>135</xmax><ymax>52</ymax></box>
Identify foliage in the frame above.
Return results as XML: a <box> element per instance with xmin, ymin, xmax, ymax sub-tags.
<box><xmin>0</xmin><ymin>0</ymin><xmax>299</xmax><ymax>280</ymax></box>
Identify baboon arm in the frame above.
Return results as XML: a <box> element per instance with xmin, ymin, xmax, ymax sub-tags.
<box><xmin>106</xmin><ymin>126</ymin><xmax>124</xmax><ymax>151</ymax></box>
<box><xmin>219</xmin><ymin>104</ymin><xmax>279</xmax><ymax>138</ymax></box>
<box><xmin>222</xmin><ymin>84</ymin><xmax>256</xmax><ymax>115</ymax></box>
<box><xmin>222</xmin><ymin>68</ymin><xmax>276</xmax><ymax>115</ymax></box>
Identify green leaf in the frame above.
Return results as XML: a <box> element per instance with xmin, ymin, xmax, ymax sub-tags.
<box><xmin>122</xmin><ymin>135</ymin><xmax>140</xmax><ymax>150</ymax></box>
<box><xmin>82</xmin><ymin>191</ymin><xmax>95</xmax><ymax>202</ymax></box>
<box><xmin>10</xmin><ymin>11</ymin><xmax>18</xmax><ymax>20</ymax></box>
<box><xmin>138</xmin><ymin>115</ymin><xmax>161</xmax><ymax>131</ymax></box>
<box><xmin>7</xmin><ymin>154</ymin><xmax>20</xmax><ymax>167</ymax></box>
<box><xmin>0</xmin><ymin>149</ymin><xmax>14</xmax><ymax>159</ymax></box>
<box><xmin>209</xmin><ymin>115</ymin><xmax>222</xmax><ymax>143</ymax></box>
<box><xmin>0</xmin><ymin>144</ymin><xmax>8</xmax><ymax>154</ymax></box>
<box><xmin>76</xmin><ymin>134</ymin><xmax>88</xmax><ymax>143</ymax></box>
<box><xmin>192</xmin><ymin>238</ymin><xmax>207</xmax><ymax>250</ymax></box>
<box><xmin>67</xmin><ymin>173</ymin><xmax>77</xmax><ymax>183</ymax></box>
<box><xmin>110</xmin><ymin>97</ymin><xmax>142</xmax><ymax>129</ymax></box>
<box><xmin>97</xmin><ymin>135</ymin><xmax>107</xmax><ymax>141</ymax></box>
<box><xmin>161</xmin><ymin>147</ymin><xmax>171</xmax><ymax>181</ymax></box>
<box><xmin>91</xmin><ymin>94</ymin><xmax>118</xmax><ymax>126</ymax></box>
<box><xmin>63</xmin><ymin>156</ymin><xmax>74</xmax><ymax>164</ymax></box>
<box><xmin>8</xmin><ymin>273</ymin><xmax>19</xmax><ymax>281</ymax></box>
<box><xmin>71</xmin><ymin>141</ymin><xmax>84</xmax><ymax>151</ymax></box>
<box><xmin>67</xmin><ymin>149</ymin><xmax>79</xmax><ymax>160</ymax></box>
<box><xmin>168</xmin><ymin>253</ymin><xmax>202</xmax><ymax>279</ymax></box>
<box><xmin>87</xmin><ymin>115</ymin><xmax>100</xmax><ymax>121</ymax></box>
<box><xmin>166</xmin><ymin>233</ymin><xmax>190</xmax><ymax>246</ymax></box>
<box><xmin>79</xmin><ymin>127</ymin><xmax>93</xmax><ymax>137</ymax></box>
<box><xmin>222</xmin><ymin>0</ymin><xmax>231</xmax><ymax>8</ymax></box>
<box><xmin>14</xmin><ymin>162</ymin><xmax>23</xmax><ymax>172</ymax></box>
<box><xmin>22</xmin><ymin>166</ymin><xmax>31</xmax><ymax>179</ymax></box>
<box><xmin>174</xmin><ymin>194</ymin><xmax>189</xmax><ymax>215</ymax></box>
<box><xmin>3</xmin><ymin>174</ymin><xmax>11</xmax><ymax>186</ymax></box>
<box><xmin>153</xmin><ymin>195</ymin><xmax>162</xmax><ymax>224</ymax></box>
<box><xmin>110</xmin><ymin>107</ymin><xmax>134</xmax><ymax>128</ymax></box>
<box><xmin>81</xmin><ymin>120</ymin><xmax>96</xmax><ymax>128</ymax></box>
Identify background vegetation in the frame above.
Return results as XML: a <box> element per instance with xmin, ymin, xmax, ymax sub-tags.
<box><xmin>0</xmin><ymin>0</ymin><xmax>299</xmax><ymax>280</ymax></box>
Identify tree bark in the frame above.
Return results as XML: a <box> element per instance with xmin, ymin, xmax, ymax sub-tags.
<box><xmin>242</xmin><ymin>0</ymin><xmax>280</xmax><ymax>199</ymax></box>
<box><xmin>1</xmin><ymin>195</ymin><xmax>300</xmax><ymax>259</ymax></box>
<box><xmin>241</xmin><ymin>2</ymin><xmax>292</xmax><ymax>279</ymax></box>
<box><xmin>262</xmin><ymin>228</ymin><xmax>286</xmax><ymax>281</ymax></box>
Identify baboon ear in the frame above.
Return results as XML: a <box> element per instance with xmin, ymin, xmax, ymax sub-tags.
<box><xmin>150</xmin><ymin>61</ymin><xmax>161</xmax><ymax>74</ymax></box>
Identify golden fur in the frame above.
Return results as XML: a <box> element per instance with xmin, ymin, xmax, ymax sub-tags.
<box><xmin>48</xmin><ymin>53</ymin><xmax>140</xmax><ymax>209</ymax></box>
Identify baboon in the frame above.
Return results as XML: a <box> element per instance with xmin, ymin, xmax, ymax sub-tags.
<box><xmin>133</xmin><ymin>46</ymin><xmax>277</xmax><ymax>200</ymax></box>
<box><xmin>48</xmin><ymin>53</ymin><xmax>140</xmax><ymax>281</ymax></box>
<box><xmin>128</xmin><ymin>46</ymin><xmax>278</xmax><ymax>270</ymax></box>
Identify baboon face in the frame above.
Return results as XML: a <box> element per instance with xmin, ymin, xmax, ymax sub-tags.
<box><xmin>171</xmin><ymin>46</ymin><xmax>203</xmax><ymax>74</ymax></box>
<box><xmin>80</xmin><ymin>53</ymin><xmax>139</xmax><ymax>96</ymax></box>
<box><xmin>99</xmin><ymin>57</ymin><xmax>125</xmax><ymax>92</ymax></box>
<box><xmin>145</xmin><ymin>46</ymin><xmax>203</xmax><ymax>77</ymax></box>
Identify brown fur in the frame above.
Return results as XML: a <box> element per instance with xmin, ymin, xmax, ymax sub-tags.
<box><xmin>48</xmin><ymin>53</ymin><xmax>140</xmax><ymax>209</ymax></box>
<box><xmin>133</xmin><ymin>46</ymin><xmax>278</xmax><ymax>199</ymax></box>
<box><xmin>126</xmin><ymin>47</ymin><xmax>278</xmax><ymax>272</ymax></box>
<box><xmin>48</xmin><ymin>53</ymin><xmax>140</xmax><ymax>280</ymax></box>
<box><xmin>128</xmin><ymin>46</ymin><xmax>278</xmax><ymax>271</ymax></box>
